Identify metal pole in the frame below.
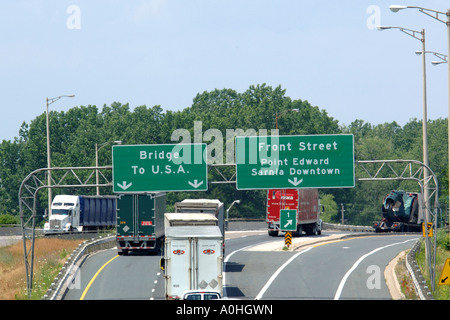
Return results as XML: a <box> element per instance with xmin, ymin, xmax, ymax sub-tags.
<box><xmin>46</xmin><ymin>98</ymin><xmax>52</xmax><ymax>217</ymax></box>
<box><xmin>447</xmin><ymin>10</ymin><xmax>450</xmax><ymax>225</ymax></box>
<box><xmin>421</xmin><ymin>29</ymin><xmax>430</xmax><ymax>224</ymax></box>
<box><xmin>45</xmin><ymin>94</ymin><xmax>75</xmax><ymax>215</ymax></box>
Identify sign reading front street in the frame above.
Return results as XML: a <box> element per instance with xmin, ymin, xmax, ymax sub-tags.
<box><xmin>112</xmin><ymin>143</ymin><xmax>207</xmax><ymax>192</ymax></box>
<box><xmin>235</xmin><ymin>134</ymin><xmax>354</xmax><ymax>190</ymax></box>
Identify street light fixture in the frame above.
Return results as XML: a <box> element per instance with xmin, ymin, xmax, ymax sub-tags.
<box><xmin>415</xmin><ymin>50</ymin><xmax>448</xmax><ymax>65</ymax></box>
<box><xmin>389</xmin><ymin>5</ymin><xmax>408</xmax><ymax>12</ymax></box>
<box><xmin>377</xmin><ymin>26</ymin><xmax>393</xmax><ymax>30</ymax></box>
<box><xmin>46</xmin><ymin>94</ymin><xmax>75</xmax><ymax>215</ymax></box>
<box><xmin>432</xmin><ymin>60</ymin><xmax>448</xmax><ymax>66</ymax></box>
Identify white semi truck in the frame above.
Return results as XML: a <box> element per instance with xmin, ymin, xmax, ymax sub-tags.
<box><xmin>161</xmin><ymin>213</ymin><xmax>223</xmax><ymax>300</ymax></box>
<box><xmin>44</xmin><ymin>195</ymin><xmax>116</xmax><ymax>234</ymax></box>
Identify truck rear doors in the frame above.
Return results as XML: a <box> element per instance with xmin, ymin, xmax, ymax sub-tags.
<box><xmin>164</xmin><ymin>226</ymin><xmax>223</xmax><ymax>299</ymax></box>
<box><xmin>165</xmin><ymin>238</ymin><xmax>191</xmax><ymax>299</ymax></box>
<box><xmin>116</xmin><ymin>194</ymin><xmax>157</xmax><ymax>254</ymax></box>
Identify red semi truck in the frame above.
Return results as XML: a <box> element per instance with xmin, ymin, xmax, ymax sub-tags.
<box><xmin>266</xmin><ymin>189</ymin><xmax>322</xmax><ymax>237</ymax></box>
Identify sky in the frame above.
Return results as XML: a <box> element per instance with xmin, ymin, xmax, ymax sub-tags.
<box><xmin>1</xmin><ymin>0</ymin><xmax>449</xmax><ymax>142</ymax></box>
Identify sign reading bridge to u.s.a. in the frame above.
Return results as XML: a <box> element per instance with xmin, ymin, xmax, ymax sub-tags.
<box><xmin>235</xmin><ymin>134</ymin><xmax>355</xmax><ymax>190</ymax></box>
<box><xmin>112</xmin><ymin>143</ymin><xmax>207</xmax><ymax>193</ymax></box>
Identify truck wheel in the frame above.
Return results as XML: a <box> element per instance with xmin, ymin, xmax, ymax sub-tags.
<box><xmin>293</xmin><ymin>225</ymin><xmax>302</xmax><ymax>237</ymax></box>
<box><xmin>305</xmin><ymin>224</ymin><xmax>316</xmax><ymax>236</ymax></box>
<box><xmin>268</xmin><ymin>230</ymin><xmax>279</xmax><ymax>237</ymax></box>
<box><xmin>312</xmin><ymin>224</ymin><xmax>317</xmax><ymax>236</ymax></box>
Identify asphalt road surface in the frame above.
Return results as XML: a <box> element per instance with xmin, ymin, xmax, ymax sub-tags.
<box><xmin>62</xmin><ymin>229</ymin><xmax>418</xmax><ymax>300</ymax></box>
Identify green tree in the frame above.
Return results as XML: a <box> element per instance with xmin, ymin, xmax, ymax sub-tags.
<box><xmin>2</xmin><ymin>85</ymin><xmax>448</xmax><ymax>225</ymax></box>
<box><xmin>319</xmin><ymin>193</ymin><xmax>338</xmax><ymax>223</ymax></box>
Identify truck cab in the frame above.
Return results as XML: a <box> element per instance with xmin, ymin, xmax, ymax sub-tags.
<box><xmin>44</xmin><ymin>195</ymin><xmax>80</xmax><ymax>233</ymax></box>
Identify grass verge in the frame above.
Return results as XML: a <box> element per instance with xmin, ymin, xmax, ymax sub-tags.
<box><xmin>394</xmin><ymin>251</ymin><xmax>419</xmax><ymax>299</ymax></box>
<box><xmin>0</xmin><ymin>238</ymin><xmax>82</xmax><ymax>300</ymax></box>
<box><xmin>416</xmin><ymin>228</ymin><xmax>450</xmax><ymax>300</ymax></box>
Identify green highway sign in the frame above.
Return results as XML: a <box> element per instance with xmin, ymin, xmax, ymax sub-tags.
<box><xmin>280</xmin><ymin>209</ymin><xmax>297</xmax><ymax>232</ymax></box>
<box><xmin>235</xmin><ymin>134</ymin><xmax>354</xmax><ymax>190</ymax></box>
<box><xmin>112</xmin><ymin>143</ymin><xmax>207</xmax><ymax>193</ymax></box>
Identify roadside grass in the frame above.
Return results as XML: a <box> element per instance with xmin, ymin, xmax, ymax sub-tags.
<box><xmin>416</xmin><ymin>229</ymin><xmax>450</xmax><ymax>300</ymax></box>
<box><xmin>0</xmin><ymin>238</ymin><xmax>81</xmax><ymax>300</ymax></box>
<box><xmin>394</xmin><ymin>252</ymin><xmax>419</xmax><ymax>299</ymax></box>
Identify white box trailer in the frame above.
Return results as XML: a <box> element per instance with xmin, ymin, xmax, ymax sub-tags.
<box><xmin>164</xmin><ymin>213</ymin><xmax>218</xmax><ymax>228</ymax></box>
<box><xmin>163</xmin><ymin>225</ymin><xmax>223</xmax><ymax>300</ymax></box>
<box><xmin>174</xmin><ymin>199</ymin><xmax>224</xmax><ymax>236</ymax></box>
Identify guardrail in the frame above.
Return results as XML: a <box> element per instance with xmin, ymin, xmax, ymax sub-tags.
<box><xmin>322</xmin><ymin>222</ymin><xmax>374</xmax><ymax>233</ymax></box>
<box><xmin>406</xmin><ymin>240</ymin><xmax>434</xmax><ymax>300</ymax></box>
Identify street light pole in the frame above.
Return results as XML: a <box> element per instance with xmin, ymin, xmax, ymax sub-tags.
<box><xmin>447</xmin><ymin>10</ymin><xmax>450</xmax><ymax>216</ymax></box>
<box><xmin>388</xmin><ymin>6</ymin><xmax>450</xmax><ymax>291</ymax></box>
<box><xmin>420</xmin><ymin>29</ymin><xmax>430</xmax><ymax>206</ymax></box>
<box><xmin>46</xmin><ymin>94</ymin><xmax>75</xmax><ymax>216</ymax></box>
<box><xmin>377</xmin><ymin>26</ymin><xmax>430</xmax><ymax>224</ymax></box>
<box><xmin>46</xmin><ymin>98</ymin><xmax>51</xmax><ymax>217</ymax></box>
<box><xmin>389</xmin><ymin>3</ymin><xmax>450</xmax><ymax>237</ymax></box>
<box><xmin>226</xmin><ymin>200</ymin><xmax>240</xmax><ymax>231</ymax></box>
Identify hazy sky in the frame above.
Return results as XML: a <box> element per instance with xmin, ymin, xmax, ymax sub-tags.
<box><xmin>1</xmin><ymin>0</ymin><xmax>449</xmax><ymax>141</ymax></box>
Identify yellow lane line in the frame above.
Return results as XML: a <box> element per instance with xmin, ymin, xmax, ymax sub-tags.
<box><xmin>311</xmin><ymin>236</ymin><xmax>368</xmax><ymax>248</ymax></box>
<box><xmin>80</xmin><ymin>254</ymin><xmax>119</xmax><ymax>300</ymax></box>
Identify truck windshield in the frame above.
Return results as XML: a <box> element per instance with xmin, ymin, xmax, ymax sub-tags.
<box><xmin>184</xmin><ymin>293</ymin><xmax>220</xmax><ymax>300</ymax></box>
<box><xmin>52</xmin><ymin>209</ymin><xmax>70</xmax><ymax>215</ymax></box>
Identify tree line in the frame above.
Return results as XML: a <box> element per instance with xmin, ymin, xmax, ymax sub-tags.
<box><xmin>0</xmin><ymin>84</ymin><xmax>448</xmax><ymax>226</ymax></box>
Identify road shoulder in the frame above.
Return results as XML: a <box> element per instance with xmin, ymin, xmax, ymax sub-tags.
<box><xmin>384</xmin><ymin>250</ymin><xmax>406</xmax><ymax>300</ymax></box>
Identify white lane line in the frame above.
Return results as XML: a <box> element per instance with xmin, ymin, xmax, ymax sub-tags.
<box><xmin>334</xmin><ymin>238</ymin><xmax>417</xmax><ymax>300</ymax></box>
<box><xmin>255</xmin><ymin>247</ymin><xmax>313</xmax><ymax>300</ymax></box>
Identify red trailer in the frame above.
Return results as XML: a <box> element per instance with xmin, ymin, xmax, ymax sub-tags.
<box><xmin>266</xmin><ymin>189</ymin><xmax>322</xmax><ymax>237</ymax></box>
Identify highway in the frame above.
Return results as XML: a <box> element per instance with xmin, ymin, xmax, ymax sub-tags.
<box><xmin>62</xmin><ymin>229</ymin><xmax>419</xmax><ymax>300</ymax></box>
